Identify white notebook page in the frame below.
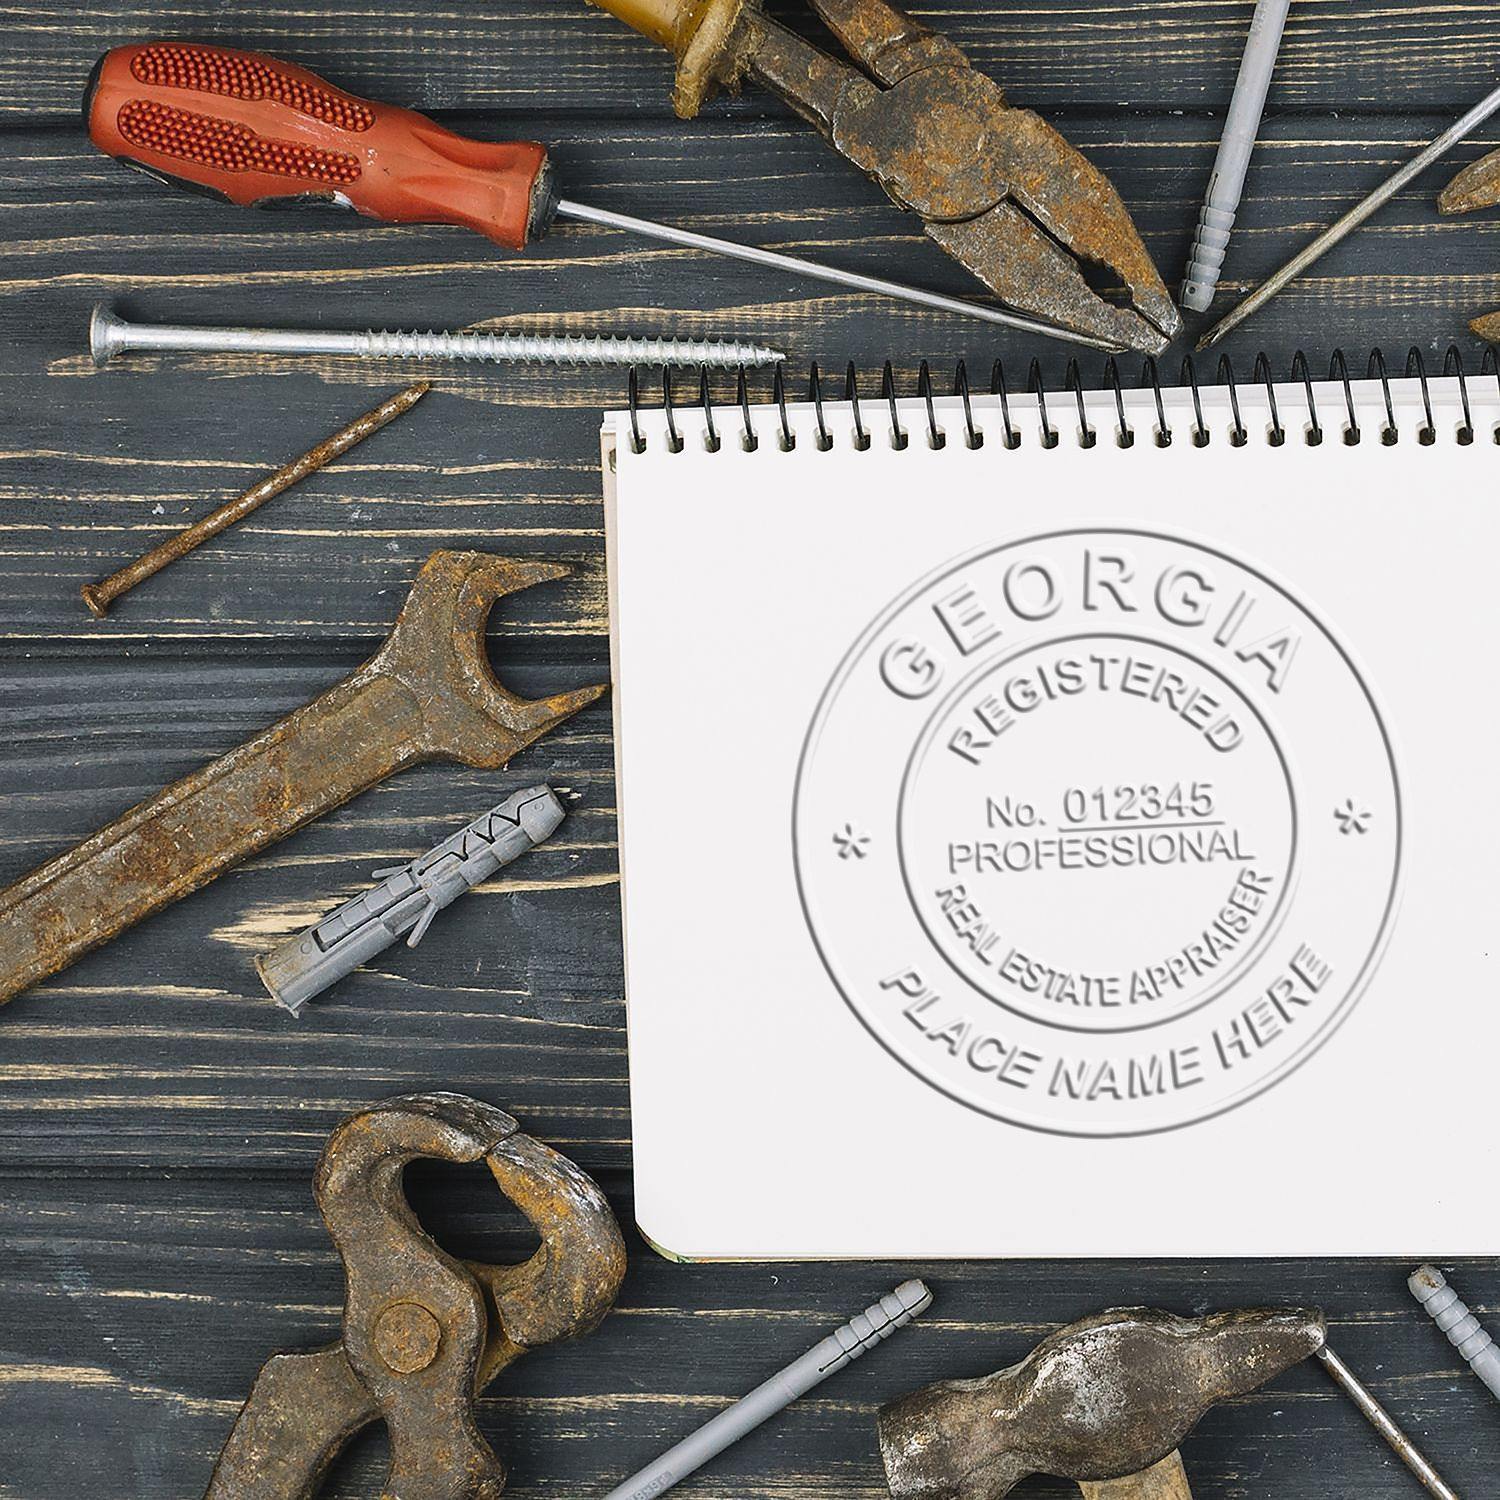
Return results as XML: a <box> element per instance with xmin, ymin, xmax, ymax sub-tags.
<box><xmin>604</xmin><ymin>372</ymin><xmax>1499</xmax><ymax>1259</ymax></box>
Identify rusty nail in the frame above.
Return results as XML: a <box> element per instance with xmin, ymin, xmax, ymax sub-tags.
<box><xmin>80</xmin><ymin>381</ymin><xmax>430</xmax><ymax>617</ymax></box>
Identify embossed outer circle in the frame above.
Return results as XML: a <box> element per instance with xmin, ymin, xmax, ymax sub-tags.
<box><xmin>793</xmin><ymin>530</ymin><xmax>1401</xmax><ymax>1136</ymax></box>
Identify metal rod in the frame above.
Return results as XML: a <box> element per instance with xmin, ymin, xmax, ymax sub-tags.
<box><xmin>88</xmin><ymin>303</ymin><xmax>783</xmax><ymax>370</ymax></box>
<box><xmin>1315</xmin><ymin>1345</ymin><xmax>1462</xmax><ymax>1500</ymax></box>
<box><xmin>1198</xmin><ymin>79</ymin><xmax>1500</xmax><ymax>349</ymax></box>
<box><xmin>556</xmin><ymin>199</ymin><xmax>1123</xmax><ymax>353</ymax></box>
<box><xmin>80</xmin><ymin>382</ymin><xmax>430</xmax><ymax>618</ymax></box>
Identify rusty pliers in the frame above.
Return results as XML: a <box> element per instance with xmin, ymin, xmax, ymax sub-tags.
<box><xmin>590</xmin><ymin>0</ymin><xmax>1181</xmax><ymax>352</ymax></box>
<box><xmin>203</xmin><ymin>1094</ymin><xmax>627</xmax><ymax>1500</ymax></box>
<box><xmin>1440</xmin><ymin>150</ymin><xmax>1500</xmax><ymax>341</ymax></box>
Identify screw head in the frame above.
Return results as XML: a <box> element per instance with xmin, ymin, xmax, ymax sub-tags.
<box><xmin>89</xmin><ymin>303</ymin><xmax>126</xmax><ymax>368</ymax></box>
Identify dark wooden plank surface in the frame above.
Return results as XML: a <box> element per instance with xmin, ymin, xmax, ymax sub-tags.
<box><xmin>3</xmin><ymin>0</ymin><xmax>1500</xmax><ymax>118</ymax></box>
<box><xmin>1</xmin><ymin>0</ymin><xmax>1497</xmax><ymax>1496</ymax></box>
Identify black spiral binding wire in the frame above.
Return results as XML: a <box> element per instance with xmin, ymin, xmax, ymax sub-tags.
<box><xmin>627</xmin><ymin>346</ymin><xmax>1496</xmax><ymax>452</ymax></box>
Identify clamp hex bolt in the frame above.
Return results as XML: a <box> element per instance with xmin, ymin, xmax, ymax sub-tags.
<box><xmin>1410</xmin><ymin>1264</ymin><xmax>1500</xmax><ymax>1403</ymax></box>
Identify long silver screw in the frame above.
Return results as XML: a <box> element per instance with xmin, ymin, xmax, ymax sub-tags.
<box><xmin>88</xmin><ymin>304</ymin><xmax>783</xmax><ymax>370</ymax></box>
<box><xmin>1411</xmin><ymin>1265</ymin><xmax>1500</xmax><ymax>1404</ymax></box>
<box><xmin>1315</xmin><ymin>1345</ymin><xmax>1462</xmax><ymax>1500</ymax></box>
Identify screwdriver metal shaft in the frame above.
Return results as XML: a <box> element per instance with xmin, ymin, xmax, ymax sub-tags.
<box><xmin>1199</xmin><ymin>79</ymin><xmax>1500</xmax><ymax>348</ymax></box>
<box><xmin>555</xmin><ymin>199</ymin><xmax>1122</xmax><ymax>352</ymax></box>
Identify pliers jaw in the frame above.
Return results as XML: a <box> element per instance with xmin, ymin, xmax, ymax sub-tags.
<box><xmin>594</xmin><ymin>0</ymin><xmax>1180</xmax><ymax>352</ymax></box>
<box><xmin>1439</xmin><ymin>148</ymin><xmax>1500</xmax><ymax>341</ymax></box>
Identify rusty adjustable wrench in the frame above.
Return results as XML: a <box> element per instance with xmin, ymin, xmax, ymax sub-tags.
<box><xmin>0</xmin><ymin>552</ymin><xmax>603</xmax><ymax>1005</ymax></box>
<box><xmin>204</xmin><ymin>1092</ymin><xmax>627</xmax><ymax>1499</ymax></box>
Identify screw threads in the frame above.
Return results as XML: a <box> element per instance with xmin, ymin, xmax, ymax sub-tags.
<box><xmin>1410</xmin><ymin>1264</ymin><xmax>1500</xmax><ymax>1401</ymax></box>
<box><xmin>357</xmin><ymin>327</ymin><xmax>778</xmax><ymax>369</ymax></box>
<box><xmin>86</xmin><ymin>304</ymin><xmax>783</xmax><ymax>371</ymax></box>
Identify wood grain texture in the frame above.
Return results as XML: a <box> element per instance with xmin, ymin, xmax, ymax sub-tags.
<box><xmin>2</xmin><ymin>1178</ymin><xmax>1497</xmax><ymax>1498</ymax></box>
<box><xmin>1</xmin><ymin>0</ymin><xmax>1497</xmax><ymax>1496</ymax></box>
<box><xmin>3</xmin><ymin>0</ymin><xmax>1500</xmax><ymax>119</ymax></box>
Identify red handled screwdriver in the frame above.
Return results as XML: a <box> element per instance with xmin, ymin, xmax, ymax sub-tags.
<box><xmin>84</xmin><ymin>42</ymin><xmax>1115</xmax><ymax>349</ymax></box>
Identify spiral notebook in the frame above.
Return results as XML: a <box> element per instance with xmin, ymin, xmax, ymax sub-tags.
<box><xmin>602</xmin><ymin>357</ymin><xmax>1499</xmax><ymax>1260</ymax></box>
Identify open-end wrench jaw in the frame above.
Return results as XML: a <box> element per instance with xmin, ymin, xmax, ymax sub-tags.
<box><xmin>0</xmin><ymin>549</ymin><xmax>606</xmax><ymax>1006</ymax></box>
<box><xmin>376</xmin><ymin>551</ymin><xmax>609</xmax><ymax>769</ymax></box>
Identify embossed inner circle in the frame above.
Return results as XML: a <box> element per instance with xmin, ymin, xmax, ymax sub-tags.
<box><xmin>898</xmin><ymin>632</ymin><xmax>1296</xmax><ymax>1032</ymax></box>
<box><xmin>793</xmin><ymin>527</ymin><xmax>1402</xmax><ymax>1137</ymax></box>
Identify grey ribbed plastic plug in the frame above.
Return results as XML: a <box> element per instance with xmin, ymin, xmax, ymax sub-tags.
<box><xmin>1181</xmin><ymin>203</ymin><xmax>1237</xmax><ymax>313</ymax></box>
<box><xmin>1410</xmin><ymin>1264</ymin><xmax>1500</xmax><ymax>1402</ymax></box>
<box><xmin>600</xmin><ymin>1281</ymin><xmax>932</xmax><ymax>1500</ymax></box>
<box><xmin>1180</xmin><ymin>0</ymin><xmax>1293</xmax><ymax>313</ymax></box>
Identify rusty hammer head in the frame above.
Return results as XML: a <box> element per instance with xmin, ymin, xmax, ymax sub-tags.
<box><xmin>878</xmin><ymin>1307</ymin><xmax>1326</xmax><ymax>1500</ymax></box>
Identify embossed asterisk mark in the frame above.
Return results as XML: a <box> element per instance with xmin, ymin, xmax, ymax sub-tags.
<box><xmin>833</xmin><ymin>823</ymin><xmax>871</xmax><ymax>860</ymax></box>
<box><xmin>1334</xmin><ymin>798</ymin><xmax>1372</xmax><ymax>835</ymax></box>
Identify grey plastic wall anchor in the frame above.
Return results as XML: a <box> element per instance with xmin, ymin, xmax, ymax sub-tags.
<box><xmin>1181</xmin><ymin>204</ymin><xmax>1237</xmax><ymax>313</ymax></box>
<box><xmin>1409</xmin><ymin>1264</ymin><xmax>1500</xmax><ymax>1403</ymax></box>
<box><xmin>1179</xmin><ymin>0</ymin><xmax>1293</xmax><ymax>313</ymax></box>
<box><xmin>600</xmin><ymin>1280</ymin><xmax>932</xmax><ymax>1500</ymax></box>
<box><xmin>256</xmin><ymin>784</ymin><xmax>566</xmax><ymax>1016</ymax></box>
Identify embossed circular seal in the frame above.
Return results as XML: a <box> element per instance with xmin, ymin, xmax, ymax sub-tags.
<box><xmin>794</xmin><ymin>529</ymin><xmax>1401</xmax><ymax>1136</ymax></box>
